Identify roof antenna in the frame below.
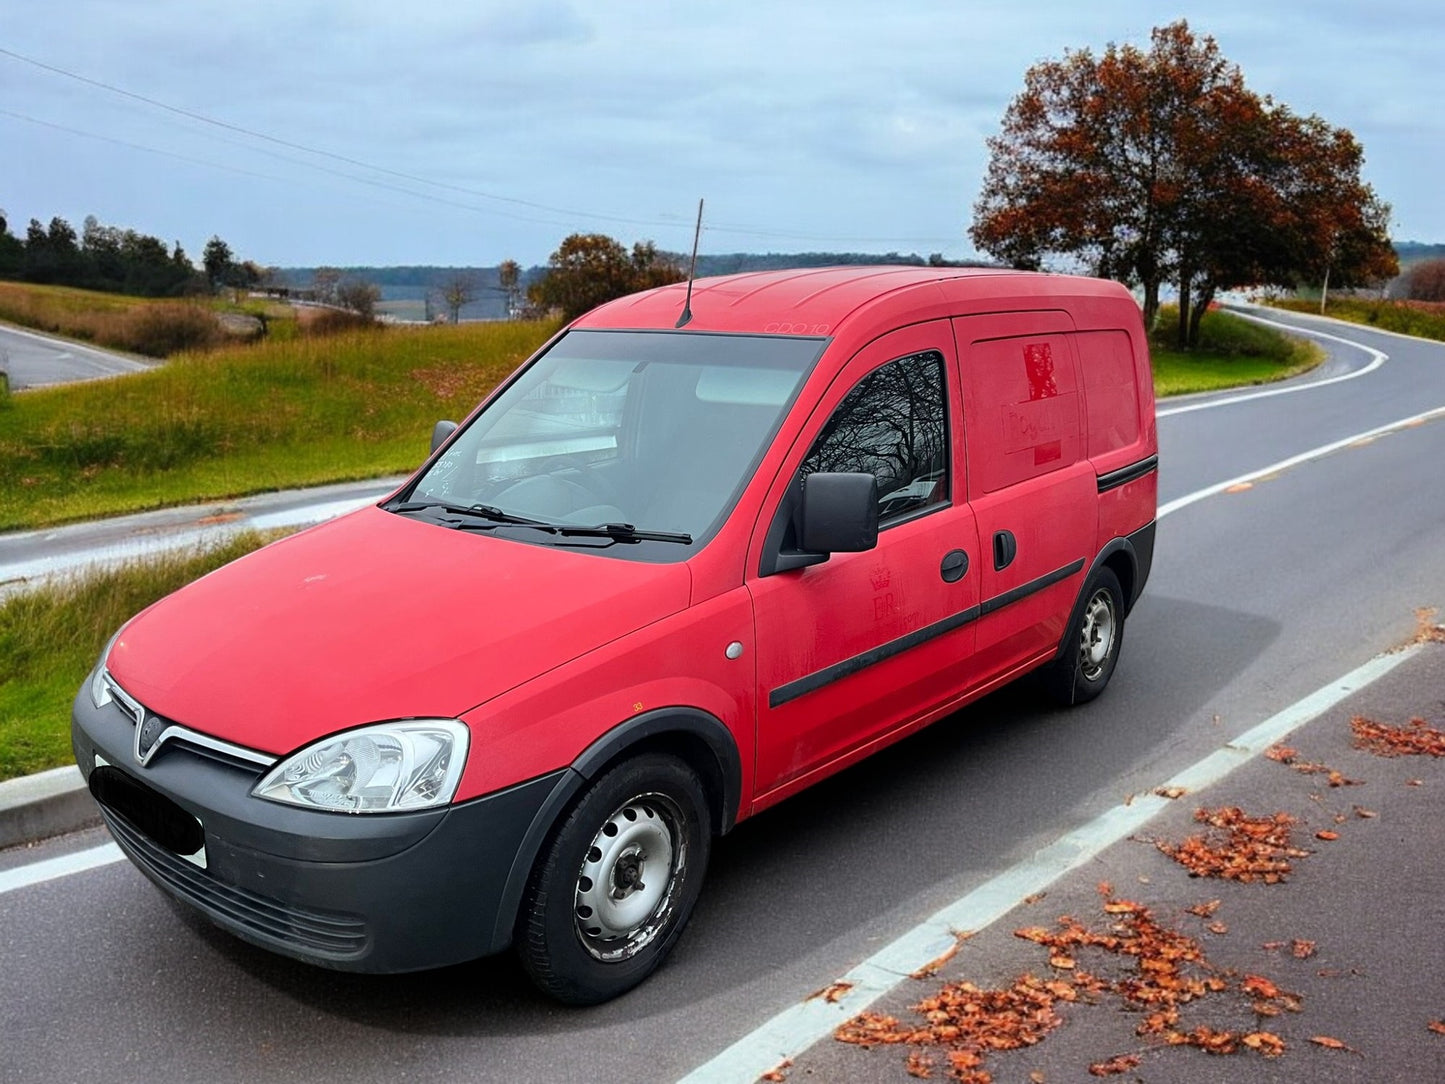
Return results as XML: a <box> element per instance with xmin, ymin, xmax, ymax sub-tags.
<box><xmin>675</xmin><ymin>197</ymin><xmax>704</xmax><ymax>328</ymax></box>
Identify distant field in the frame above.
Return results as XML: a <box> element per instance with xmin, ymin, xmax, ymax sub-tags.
<box><xmin>0</xmin><ymin>317</ymin><xmax>558</xmax><ymax>530</ymax></box>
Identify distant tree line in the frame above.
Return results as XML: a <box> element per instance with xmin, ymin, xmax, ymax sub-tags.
<box><xmin>0</xmin><ymin>209</ymin><xmax>262</xmax><ymax>298</ymax></box>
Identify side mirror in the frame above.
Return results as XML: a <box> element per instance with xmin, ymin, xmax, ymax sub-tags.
<box><xmin>430</xmin><ymin>420</ymin><xmax>458</xmax><ymax>454</ymax></box>
<box><xmin>800</xmin><ymin>472</ymin><xmax>878</xmax><ymax>553</ymax></box>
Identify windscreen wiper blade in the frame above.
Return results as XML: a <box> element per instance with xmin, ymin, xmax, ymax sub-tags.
<box><xmin>388</xmin><ymin>500</ymin><xmax>548</xmax><ymax>527</ymax></box>
<box><xmin>550</xmin><ymin>522</ymin><xmax>693</xmax><ymax>545</ymax></box>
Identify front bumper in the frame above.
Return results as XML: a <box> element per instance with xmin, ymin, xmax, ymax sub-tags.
<box><xmin>72</xmin><ymin>685</ymin><xmax>570</xmax><ymax>973</ymax></box>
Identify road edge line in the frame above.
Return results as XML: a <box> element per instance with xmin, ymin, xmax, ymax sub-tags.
<box><xmin>676</xmin><ymin>644</ymin><xmax>1424</xmax><ymax>1084</ymax></box>
<box><xmin>0</xmin><ymin>842</ymin><xmax>124</xmax><ymax>896</ymax></box>
<box><xmin>1157</xmin><ymin>313</ymin><xmax>1387</xmax><ymax>418</ymax></box>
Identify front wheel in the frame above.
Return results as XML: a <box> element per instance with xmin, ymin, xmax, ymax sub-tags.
<box><xmin>1042</xmin><ymin>567</ymin><xmax>1125</xmax><ymax>707</ymax></box>
<box><xmin>517</xmin><ymin>754</ymin><xmax>711</xmax><ymax>1004</ymax></box>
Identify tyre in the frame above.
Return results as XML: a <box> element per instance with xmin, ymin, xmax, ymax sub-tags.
<box><xmin>1043</xmin><ymin>566</ymin><xmax>1125</xmax><ymax>707</ymax></box>
<box><xmin>517</xmin><ymin>754</ymin><xmax>711</xmax><ymax>1005</ymax></box>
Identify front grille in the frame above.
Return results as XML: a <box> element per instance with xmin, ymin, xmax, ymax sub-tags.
<box><xmin>100</xmin><ymin>805</ymin><xmax>369</xmax><ymax>961</ymax></box>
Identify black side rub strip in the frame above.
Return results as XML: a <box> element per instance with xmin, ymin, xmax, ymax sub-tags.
<box><xmin>769</xmin><ymin>557</ymin><xmax>1087</xmax><ymax>708</ymax></box>
<box><xmin>978</xmin><ymin>558</ymin><xmax>1085</xmax><ymax>617</ymax></box>
<box><xmin>1097</xmin><ymin>454</ymin><xmax>1159</xmax><ymax>493</ymax></box>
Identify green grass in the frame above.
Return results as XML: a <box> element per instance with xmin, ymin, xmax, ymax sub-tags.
<box><xmin>0</xmin><ymin>318</ymin><xmax>559</xmax><ymax>530</ymax></box>
<box><xmin>1150</xmin><ymin>306</ymin><xmax>1322</xmax><ymax>397</ymax></box>
<box><xmin>0</xmin><ymin>532</ymin><xmax>281</xmax><ymax>781</ymax></box>
<box><xmin>1270</xmin><ymin>296</ymin><xmax>1445</xmax><ymax>343</ymax></box>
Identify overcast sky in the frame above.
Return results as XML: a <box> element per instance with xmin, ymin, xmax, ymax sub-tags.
<box><xmin>3</xmin><ymin>1</ymin><xmax>1441</xmax><ymax>269</ymax></box>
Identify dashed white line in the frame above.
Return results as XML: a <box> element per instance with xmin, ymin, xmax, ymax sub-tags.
<box><xmin>1157</xmin><ymin>404</ymin><xmax>1445</xmax><ymax>519</ymax></box>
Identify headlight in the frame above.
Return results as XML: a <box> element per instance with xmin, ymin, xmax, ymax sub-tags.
<box><xmin>252</xmin><ymin>720</ymin><xmax>470</xmax><ymax>813</ymax></box>
<box><xmin>88</xmin><ymin>630</ymin><xmax>125</xmax><ymax>709</ymax></box>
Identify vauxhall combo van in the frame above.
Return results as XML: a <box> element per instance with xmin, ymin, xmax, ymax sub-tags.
<box><xmin>74</xmin><ymin>267</ymin><xmax>1158</xmax><ymax>1003</ymax></box>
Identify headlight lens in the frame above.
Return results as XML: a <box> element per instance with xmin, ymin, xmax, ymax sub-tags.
<box><xmin>252</xmin><ymin>720</ymin><xmax>469</xmax><ymax>813</ymax></box>
<box><xmin>88</xmin><ymin>630</ymin><xmax>124</xmax><ymax>709</ymax></box>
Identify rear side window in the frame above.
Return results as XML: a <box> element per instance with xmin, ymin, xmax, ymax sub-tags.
<box><xmin>803</xmin><ymin>350</ymin><xmax>949</xmax><ymax>523</ymax></box>
<box><xmin>1075</xmin><ymin>330</ymin><xmax>1142</xmax><ymax>457</ymax></box>
<box><xmin>963</xmin><ymin>334</ymin><xmax>1082</xmax><ymax>494</ymax></box>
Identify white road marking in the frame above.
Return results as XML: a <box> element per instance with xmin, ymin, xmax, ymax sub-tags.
<box><xmin>1157</xmin><ymin>404</ymin><xmax>1445</xmax><ymax>520</ymax></box>
<box><xmin>677</xmin><ymin>645</ymin><xmax>1425</xmax><ymax>1083</ymax></box>
<box><xmin>0</xmin><ymin>843</ymin><xmax>124</xmax><ymax>896</ymax></box>
<box><xmin>1157</xmin><ymin>313</ymin><xmax>1387</xmax><ymax>418</ymax></box>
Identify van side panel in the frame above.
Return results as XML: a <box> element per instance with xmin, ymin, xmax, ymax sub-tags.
<box><xmin>955</xmin><ymin>313</ymin><xmax>1097</xmax><ymax>676</ymax></box>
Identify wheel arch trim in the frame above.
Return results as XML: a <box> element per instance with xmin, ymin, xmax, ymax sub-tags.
<box><xmin>486</xmin><ymin>707</ymin><xmax>742</xmax><ymax>952</ymax></box>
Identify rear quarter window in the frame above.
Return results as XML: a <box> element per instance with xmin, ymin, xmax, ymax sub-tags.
<box><xmin>1075</xmin><ymin>329</ymin><xmax>1142</xmax><ymax>458</ymax></box>
<box><xmin>963</xmin><ymin>334</ymin><xmax>1082</xmax><ymax>494</ymax></box>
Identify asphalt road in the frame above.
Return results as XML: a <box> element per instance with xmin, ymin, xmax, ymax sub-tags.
<box><xmin>0</xmin><ymin>322</ymin><xmax>150</xmax><ymax>389</ymax></box>
<box><xmin>2</xmin><ymin>309</ymin><xmax>1443</xmax><ymax>1084</ymax></box>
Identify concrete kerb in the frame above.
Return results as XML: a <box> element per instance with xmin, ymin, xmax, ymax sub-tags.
<box><xmin>0</xmin><ymin>766</ymin><xmax>100</xmax><ymax>850</ymax></box>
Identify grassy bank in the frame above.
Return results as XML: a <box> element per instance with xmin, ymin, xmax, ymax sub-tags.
<box><xmin>0</xmin><ymin>318</ymin><xmax>558</xmax><ymax>530</ymax></box>
<box><xmin>1150</xmin><ymin>306</ymin><xmax>1322</xmax><ymax>396</ymax></box>
<box><xmin>0</xmin><ymin>532</ymin><xmax>281</xmax><ymax>781</ymax></box>
<box><xmin>1270</xmin><ymin>296</ymin><xmax>1445</xmax><ymax>343</ymax></box>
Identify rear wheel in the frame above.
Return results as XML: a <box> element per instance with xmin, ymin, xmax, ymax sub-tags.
<box><xmin>517</xmin><ymin>754</ymin><xmax>710</xmax><ymax>1004</ymax></box>
<box><xmin>1043</xmin><ymin>567</ymin><xmax>1125</xmax><ymax>706</ymax></box>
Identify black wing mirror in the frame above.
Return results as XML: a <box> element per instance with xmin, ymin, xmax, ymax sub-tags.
<box><xmin>430</xmin><ymin>420</ymin><xmax>458</xmax><ymax>454</ymax></box>
<box><xmin>799</xmin><ymin>472</ymin><xmax>878</xmax><ymax>553</ymax></box>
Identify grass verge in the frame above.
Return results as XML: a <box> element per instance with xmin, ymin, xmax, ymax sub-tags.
<box><xmin>1270</xmin><ymin>296</ymin><xmax>1445</xmax><ymax>343</ymax></box>
<box><xmin>0</xmin><ymin>532</ymin><xmax>282</xmax><ymax>782</ymax></box>
<box><xmin>1150</xmin><ymin>306</ymin><xmax>1322</xmax><ymax>397</ymax></box>
<box><xmin>0</xmin><ymin>318</ymin><xmax>558</xmax><ymax>530</ymax></box>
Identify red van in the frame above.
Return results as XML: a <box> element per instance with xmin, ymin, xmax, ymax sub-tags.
<box><xmin>74</xmin><ymin>267</ymin><xmax>1157</xmax><ymax>1003</ymax></box>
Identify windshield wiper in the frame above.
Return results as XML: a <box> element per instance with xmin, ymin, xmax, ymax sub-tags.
<box><xmin>387</xmin><ymin>500</ymin><xmax>548</xmax><ymax>527</ymax></box>
<box><xmin>389</xmin><ymin>502</ymin><xmax>690</xmax><ymax>544</ymax></box>
<box><xmin>548</xmin><ymin>522</ymin><xmax>693</xmax><ymax>545</ymax></box>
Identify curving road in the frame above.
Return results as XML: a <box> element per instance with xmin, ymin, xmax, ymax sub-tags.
<box><xmin>1</xmin><ymin>309</ymin><xmax>1443</xmax><ymax>1084</ymax></box>
<box><xmin>0</xmin><ymin>322</ymin><xmax>150</xmax><ymax>389</ymax></box>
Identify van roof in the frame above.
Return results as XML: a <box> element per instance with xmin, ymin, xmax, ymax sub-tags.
<box><xmin>573</xmin><ymin>265</ymin><xmax>1130</xmax><ymax>336</ymax></box>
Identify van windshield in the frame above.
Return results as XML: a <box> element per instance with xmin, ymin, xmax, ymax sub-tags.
<box><xmin>397</xmin><ymin>330</ymin><xmax>826</xmax><ymax>556</ymax></box>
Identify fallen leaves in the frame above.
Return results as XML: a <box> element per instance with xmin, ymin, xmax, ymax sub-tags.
<box><xmin>758</xmin><ymin>1058</ymin><xmax>792</xmax><ymax>1082</ymax></box>
<box><xmin>1314</xmin><ymin>830</ymin><xmax>1340</xmax><ymax>841</ymax></box>
<box><xmin>1413</xmin><ymin>606</ymin><xmax>1445</xmax><ymax>644</ymax></box>
<box><xmin>809</xmin><ymin>981</ymin><xmax>854</xmax><ymax>1004</ymax></box>
<box><xmin>1087</xmin><ymin>1053</ymin><xmax>1141</xmax><ymax>1075</ymax></box>
<box><xmin>1309</xmin><ymin>1035</ymin><xmax>1360</xmax><ymax>1054</ymax></box>
<box><xmin>911</xmin><ymin>933</ymin><xmax>973</xmax><ymax>981</ymax></box>
<box><xmin>1427</xmin><ymin>1020</ymin><xmax>1445</xmax><ymax>1036</ymax></box>
<box><xmin>1351</xmin><ymin>714</ymin><xmax>1445</xmax><ymax>757</ymax></box>
<box><xmin>1156</xmin><ymin>807</ymin><xmax>1306</xmax><ymax>882</ymax></box>
<box><xmin>1263</xmin><ymin>744</ymin><xmax>1359</xmax><ymax>786</ymax></box>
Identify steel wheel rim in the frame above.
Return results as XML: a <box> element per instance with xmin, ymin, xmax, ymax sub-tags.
<box><xmin>1078</xmin><ymin>588</ymin><xmax>1117</xmax><ymax>682</ymax></box>
<box><xmin>573</xmin><ymin>792</ymin><xmax>686</xmax><ymax>962</ymax></box>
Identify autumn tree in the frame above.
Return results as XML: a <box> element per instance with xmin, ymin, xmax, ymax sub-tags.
<box><xmin>971</xmin><ymin>20</ymin><xmax>1395</xmax><ymax>347</ymax></box>
<box><xmin>527</xmin><ymin>233</ymin><xmax>686</xmax><ymax>321</ymax></box>
<box><xmin>335</xmin><ymin>277</ymin><xmax>381</xmax><ymax>318</ymax></box>
<box><xmin>1403</xmin><ymin>258</ymin><xmax>1445</xmax><ymax>302</ymax></box>
<box><xmin>437</xmin><ymin>270</ymin><xmax>481</xmax><ymax>323</ymax></box>
<box><xmin>497</xmin><ymin>258</ymin><xmax>522</xmax><ymax>317</ymax></box>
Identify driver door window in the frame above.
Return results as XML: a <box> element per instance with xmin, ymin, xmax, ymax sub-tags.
<box><xmin>802</xmin><ymin>351</ymin><xmax>949</xmax><ymax>525</ymax></box>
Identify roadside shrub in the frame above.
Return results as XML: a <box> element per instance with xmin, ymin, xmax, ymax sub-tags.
<box><xmin>117</xmin><ymin>302</ymin><xmax>227</xmax><ymax>356</ymax></box>
<box><xmin>304</xmin><ymin>308</ymin><xmax>381</xmax><ymax>337</ymax></box>
<box><xmin>1404</xmin><ymin>258</ymin><xmax>1445</xmax><ymax>302</ymax></box>
<box><xmin>1150</xmin><ymin>305</ymin><xmax>1295</xmax><ymax>360</ymax></box>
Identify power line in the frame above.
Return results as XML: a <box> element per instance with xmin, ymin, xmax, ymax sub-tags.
<box><xmin>0</xmin><ymin>44</ymin><xmax>967</xmax><ymax>249</ymax></box>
